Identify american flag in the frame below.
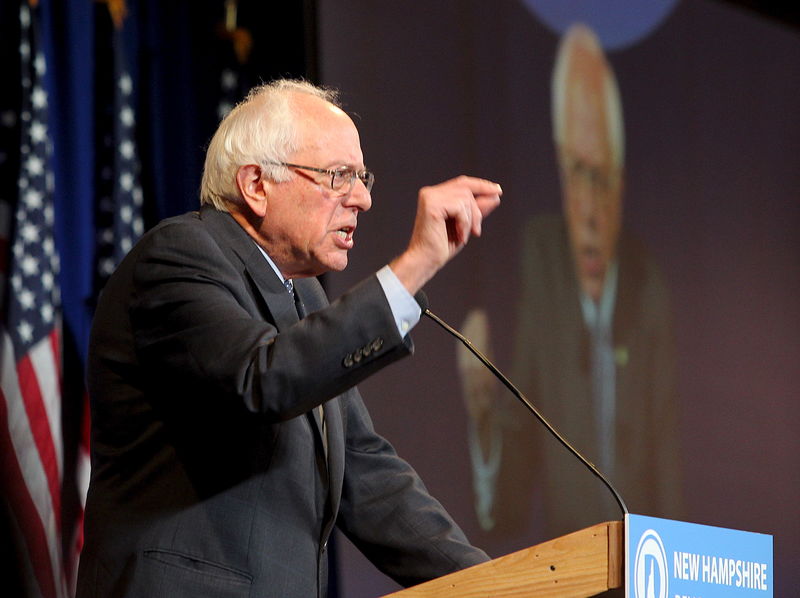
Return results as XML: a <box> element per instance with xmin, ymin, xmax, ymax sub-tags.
<box><xmin>0</xmin><ymin>2</ymin><xmax>69</xmax><ymax>598</ymax></box>
<box><xmin>94</xmin><ymin>5</ymin><xmax>144</xmax><ymax>289</ymax></box>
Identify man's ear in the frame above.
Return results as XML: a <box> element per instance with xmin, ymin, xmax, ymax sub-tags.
<box><xmin>236</xmin><ymin>164</ymin><xmax>269</xmax><ymax>218</ymax></box>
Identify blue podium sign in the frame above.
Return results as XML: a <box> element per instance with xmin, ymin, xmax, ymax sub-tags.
<box><xmin>625</xmin><ymin>514</ymin><xmax>773</xmax><ymax>598</ymax></box>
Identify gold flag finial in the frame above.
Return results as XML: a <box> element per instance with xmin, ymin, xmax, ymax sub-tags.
<box><xmin>225</xmin><ymin>0</ymin><xmax>238</xmax><ymax>33</ymax></box>
<box><xmin>96</xmin><ymin>0</ymin><xmax>128</xmax><ymax>29</ymax></box>
<box><xmin>217</xmin><ymin>0</ymin><xmax>253</xmax><ymax>64</ymax></box>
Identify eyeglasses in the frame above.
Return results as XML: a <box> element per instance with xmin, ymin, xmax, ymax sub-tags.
<box><xmin>560</xmin><ymin>154</ymin><xmax>619</xmax><ymax>196</ymax></box>
<box><xmin>269</xmin><ymin>162</ymin><xmax>375</xmax><ymax>194</ymax></box>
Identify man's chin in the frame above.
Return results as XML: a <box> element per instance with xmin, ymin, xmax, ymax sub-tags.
<box><xmin>579</xmin><ymin>275</ymin><xmax>605</xmax><ymax>303</ymax></box>
<box><xmin>322</xmin><ymin>255</ymin><xmax>349</xmax><ymax>273</ymax></box>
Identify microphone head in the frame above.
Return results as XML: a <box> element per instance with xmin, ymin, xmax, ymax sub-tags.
<box><xmin>414</xmin><ymin>289</ymin><xmax>429</xmax><ymax>312</ymax></box>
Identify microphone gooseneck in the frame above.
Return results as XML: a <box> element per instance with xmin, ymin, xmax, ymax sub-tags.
<box><xmin>418</xmin><ymin>294</ymin><xmax>629</xmax><ymax>518</ymax></box>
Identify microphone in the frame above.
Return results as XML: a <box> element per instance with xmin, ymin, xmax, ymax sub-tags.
<box><xmin>414</xmin><ymin>289</ymin><xmax>629</xmax><ymax>518</ymax></box>
<box><xmin>413</xmin><ymin>289</ymin><xmax>430</xmax><ymax>312</ymax></box>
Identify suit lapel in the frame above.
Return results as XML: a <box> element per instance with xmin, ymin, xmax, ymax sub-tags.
<box><xmin>243</xmin><ymin>254</ymin><xmax>298</xmax><ymax>331</ymax></box>
<box><xmin>199</xmin><ymin>205</ymin><xmax>299</xmax><ymax>331</ymax></box>
<box><xmin>200</xmin><ymin>207</ymin><xmax>344</xmax><ymax>520</ymax></box>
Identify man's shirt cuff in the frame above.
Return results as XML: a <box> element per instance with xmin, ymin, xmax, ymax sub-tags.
<box><xmin>376</xmin><ymin>265</ymin><xmax>421</xmax><ymax>337</ymax></box>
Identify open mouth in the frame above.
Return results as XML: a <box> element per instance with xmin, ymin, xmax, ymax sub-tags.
<box><xmin>334</xmin><ymin>226</ymin><xmax>355</xmax><ymax>247</ymax></box>
<box><xmin>579</xmin><ymin>247</ymin><xmax>604</xmax><ymax>277</ymax></box>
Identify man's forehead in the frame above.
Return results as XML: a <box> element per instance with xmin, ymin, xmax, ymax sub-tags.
<box><xmin>563</xmin><ymin>64</ymin><xmax>611</xmax><ymax>157</ymax></box>
<box><xmin>291</xmin><ymin>91</ymin><xmax>348</xmax><ymax>121</ymax></box>
<box><xmin>289</xmin><ymin>97</ymin><xmax>363</xmax><ymax>164</ymax></box>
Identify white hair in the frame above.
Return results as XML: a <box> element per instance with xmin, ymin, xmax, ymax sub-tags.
<box><xmin>200</xmin><ymin>79</ymin><xmax>340</xmax><ymax>211</ymax></box>
<box><xmin>551</xmin><ymin>23</ymin><xmax>625</xmax><ymax>168</ymax></box>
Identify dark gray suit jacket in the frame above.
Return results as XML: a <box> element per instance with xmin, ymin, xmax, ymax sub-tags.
<box><xmin>76</xmin><ymin>206</ymin><xmax>487</xmax><ymax>598</ymax></box>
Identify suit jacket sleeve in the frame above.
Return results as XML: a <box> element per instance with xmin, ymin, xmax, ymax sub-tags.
<box><xmin>336</xmin><ymin>389</ymin><xmax>489</xmax><ymax>587</ymax></box>
<box><xmin>124</xmin><ymin>214</ymin><xmax>411</xmax><ymax>421</ymax></box>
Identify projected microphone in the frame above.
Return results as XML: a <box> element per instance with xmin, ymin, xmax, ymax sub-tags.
<box><xmin>414</xmin><ymin>289</ymin><xmax>629</xmax><ymax>518</ymax></box>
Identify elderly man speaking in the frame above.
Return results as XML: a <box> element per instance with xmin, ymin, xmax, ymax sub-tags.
<box><xmin>76</xmin><ymin>79</ymin><xmax>501</xmax><ymax>598</ymax></box>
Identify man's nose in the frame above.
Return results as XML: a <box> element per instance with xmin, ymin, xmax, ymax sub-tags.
<box><xmin>344</xmin><ymin>179</ymin><xmax>372</xmax><ymax>212</ymax></box>
<box><xmin>574</xmin><ymin>185</ymin><xmax>599</xmax><ymax>229</ymax></box>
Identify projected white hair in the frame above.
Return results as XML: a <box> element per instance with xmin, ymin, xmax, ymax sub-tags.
<box><xmin>551</xmin><ymin>24</ymin><xmax>625</xmax><ymax>168</ymax></box>
<box><xmin>200</xmin><ymin>79</ymin><xmax>340</xmax><ymax>211</ymax></box>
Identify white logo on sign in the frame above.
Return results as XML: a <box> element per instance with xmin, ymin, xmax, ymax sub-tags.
<box><xmin>634</xmin><ymin>528</ymin><xmax>668</xmax><ymax>598</ymax></box>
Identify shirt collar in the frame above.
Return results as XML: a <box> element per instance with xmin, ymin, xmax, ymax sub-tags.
<box><xmin>254</xmin><ymin>242</ymin><xmax>291</xmax><ymax>289</ymax></box>
<box><xmin>579</xmin><ymin>260</ymin><xmax>618</xmax><ymax>331</ymax></box>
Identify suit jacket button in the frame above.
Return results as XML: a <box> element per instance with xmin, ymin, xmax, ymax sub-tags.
<box><xmin>371</xmin><ymin>338</ymin><xmax>383</xmax><ymax>352</ymax></box>
<box><xmin>352</xmin><ymin>348</ymin><xmax>363</xmax><ymax>363</ymax></box>
<box><xmin>343</xmin><ymin>354</ymin><xmax>354</xmax><ymax>368</ymax></box>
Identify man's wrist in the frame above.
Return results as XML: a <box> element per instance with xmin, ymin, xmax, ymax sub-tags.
<box><xmin>388</xmin><ymin>250</ymin><xmax>437</xmax><ymax>296</ymax></box>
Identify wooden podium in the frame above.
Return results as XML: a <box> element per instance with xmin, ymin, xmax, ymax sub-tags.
<box><xmin>383</xmin><ymin>520</ymin><xmax>624</xmax><ymax>597</ymax></box>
